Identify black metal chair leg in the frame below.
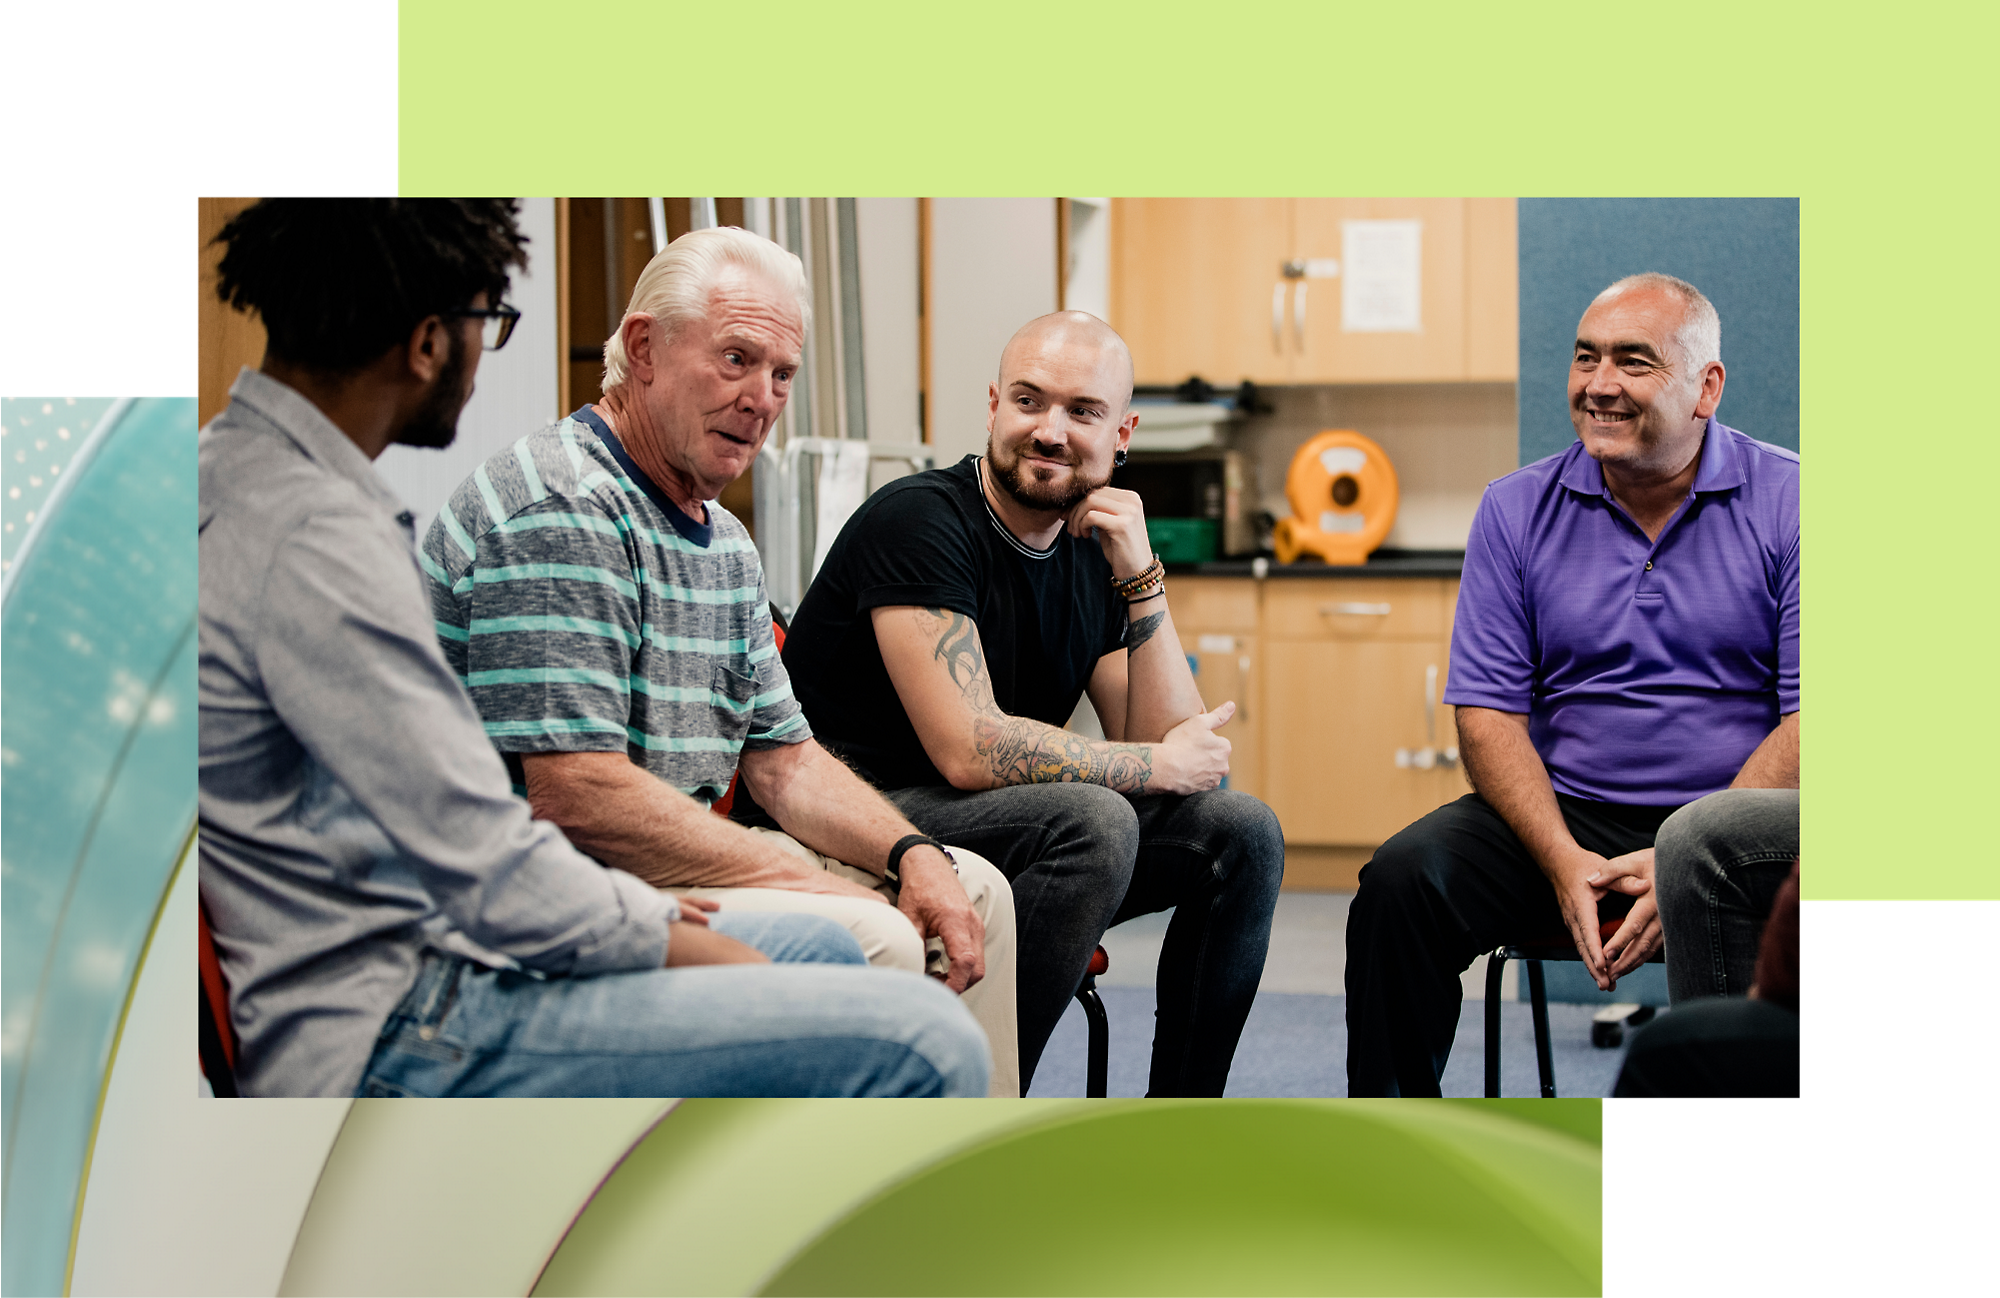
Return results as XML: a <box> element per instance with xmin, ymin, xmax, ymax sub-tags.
<box><xmin>1483</xmin><ymin>952</ymin><xmax>1505</xmax><ymax>1097</ymax></box>
<box><xmin>1525</xmin><ymin>959</ymin><xmax>1556</xmax><ymax>1097</ymax></box>
<box><xmin>1077</xmin><ymin>977</ymin><xmax>1108</xmax><ymax>1098</ymax></box>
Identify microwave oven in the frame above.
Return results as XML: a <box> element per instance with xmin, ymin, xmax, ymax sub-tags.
<box><xmin>1109</xmin><ymin>450</ymin><xmax>1257</xmax><ymax>557</ymax></box>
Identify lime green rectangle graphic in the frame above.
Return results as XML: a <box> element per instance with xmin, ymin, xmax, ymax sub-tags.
<box><xmin>396</xmin><ymin>10</ymin><xmax>1996</xmax><ymax>885</ymax></box>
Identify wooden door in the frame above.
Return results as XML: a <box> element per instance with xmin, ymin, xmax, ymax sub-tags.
<box><xmin>1110</xmin><ymin>198</ymin><xmax>1293</xmax><ymax>386</ymax></box>
<box><xmin>564</xmin><ymin>198</ymin><xmax>658</xmax><ymax>409</ymax></box>
<box><xmin>199</xmin><ymin>198</ymin><xmax>265</xmax><ymax>427</ymax></box>
<box><xmin>1290</xmin><ymin>198</ymin><xmax>1468</xmax><ymax>382</ymax></box>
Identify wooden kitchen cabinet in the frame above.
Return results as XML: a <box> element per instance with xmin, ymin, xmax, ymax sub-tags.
<box><xmin>1463</xmin><ymin>199</ymin><xmax>1519</xmax><ymax>382</ymax></box>
<box><xmin>1169</xmin><ymin>577</ymin><xmax>1264</xmax><ymax>802</ymax></box>
<box><xmin>1262</xmin><ymin>577</ymin><xmax>1445</xmax><ymax>641</ymax></box>
<box><xmin>1264</xmin><ymin>637</ymin><xmax>1468</xmax><ymax>844</ymax></box>
<box><xmin>1154</xmin><ymin>573</ymin><xmax>1473</xmax><ymax>890</ymax></box>
<box><xmin>1260</xmin><ymin>576</ymin><xmax>1471</xmax><ymax>886</ymax></box>
<box><xmin>1292</xmin><ymin>198</ymin><xmax>1466</xmax><ymax>383</ymax></box>
<box><xmin>1112</xmin><ymin>199</ymin><xmax>1294</xmax><ymax>387</ymax></box>
<box><xmin>1109</xmin><ymin>198</ymin><xmax>1516</xmax><ymax>386</ymax></box>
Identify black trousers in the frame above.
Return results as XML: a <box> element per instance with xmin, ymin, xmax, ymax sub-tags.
<box><xmin>1345</xmin><ymin>792</ymin><xmax>1680</xmax><ymax>1097</ymax></box>
<box><xmin>885</xmin><ymin>783</ymin><xmax>1284</xmax><ymax>1096</ymax></box>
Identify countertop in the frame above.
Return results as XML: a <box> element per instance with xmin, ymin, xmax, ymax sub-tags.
<box><xmin>1168</xmin><ymin>548</ymin><xmax>1465</xmax><ymax>578</ymax></box>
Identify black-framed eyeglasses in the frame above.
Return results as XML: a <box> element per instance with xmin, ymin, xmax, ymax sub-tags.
<box><xmin>446</xmin><ymin>303</ymin><xmax>521</xmax><ymax>351</ymax></box>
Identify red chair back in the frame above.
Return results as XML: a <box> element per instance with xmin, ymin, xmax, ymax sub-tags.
<box><xmin>710</xmin><ymin>619</ymin><xmax>787</xmax><ymax>818</ymax></box>
<box><xmin>198</xmin><ymin>900</ymin><xmax>240</xmax><ymax>1093</ymax></box>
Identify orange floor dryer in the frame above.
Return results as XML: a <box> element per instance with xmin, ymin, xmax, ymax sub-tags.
<box><xmin>1271</xmin><ymin>429</ymin><xmax>1399</xmax><ymax>565</ymax></box>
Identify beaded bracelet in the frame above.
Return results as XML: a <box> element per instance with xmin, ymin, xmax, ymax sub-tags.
<box><xmin>1111</xmin><ymin>555</ymin><xmax>1166</xmax><ymax>602</ymax></box>
<box><xmin>1121</xmin><ymin>570</ymin><xmax>1166</xmax><ymax>603</ymax></box>
<box><xmin>1117</xmin><ymin>558</ymin><xmax>1165</xmax><ymax>598</ymax></box>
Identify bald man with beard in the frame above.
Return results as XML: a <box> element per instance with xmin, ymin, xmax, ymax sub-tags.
<box><xmin>758</xmin><ymin>312</ymin><xmax>1285</xmax><ymax>1096</ymax></box>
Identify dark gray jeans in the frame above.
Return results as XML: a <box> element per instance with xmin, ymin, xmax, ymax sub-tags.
<box><xmin>884</xmin><ymin>783</ymin><xmax>1284</xmax><ymax>1096</ymax></box>
<box><xmin>1654</xmin><ymin>788</ymin><xmax>1800</xmax><ymax>1003</ymax></box>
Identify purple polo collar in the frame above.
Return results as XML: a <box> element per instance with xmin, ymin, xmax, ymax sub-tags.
<box><xmin>1557</xmin><ymin>417</ymin><xmax>1749</xmax><ymax>498</ymax></box>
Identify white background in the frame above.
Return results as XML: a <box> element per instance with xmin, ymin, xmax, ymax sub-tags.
<box><xmin>2</xmin><ymin>3</ymin><xmax>1989</xmax><ymax>1294</ymax></box>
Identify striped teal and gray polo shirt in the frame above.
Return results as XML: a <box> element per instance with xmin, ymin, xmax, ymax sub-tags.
<box><xmin>421</xmin><ymin>408</ymin><xmax>806</xmax><ymax>804</ymax></box>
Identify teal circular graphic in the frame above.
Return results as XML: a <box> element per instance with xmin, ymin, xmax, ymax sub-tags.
<box><xmin>1</xmin><ymin>397</ymin><xmax>116</xmax><ymax>574</ymax></box>
<box><xmin>1</xmin><ymin>397</ymin><xmax>198</xmax><ymax>1297</ymax></box>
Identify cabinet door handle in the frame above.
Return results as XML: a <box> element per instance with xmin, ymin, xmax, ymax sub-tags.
<box><xmin>1424</xmin><ymin>662</ymin><xmax>1438</xmax><ymax>745</ymax></box>
<box><xmin>1271</xmin><ymin>281</ymin><xmax>1286</xmax><ymax>352</ymax></box>
<box><xmin>1320</xmin><ymin>602</ymin><xmax>1391</xmax><ymax>616</ymax></box>
<box><xmin>1294</xmin><ymin>279</ymin><xmax>1308</xmax><ymax>351</ymax></box>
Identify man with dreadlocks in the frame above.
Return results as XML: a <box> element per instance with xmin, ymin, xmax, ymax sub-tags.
<box><xmin>198</xmin><ymin>199</ymin><xmax>989</xmax><ymax>1099</ymax></box>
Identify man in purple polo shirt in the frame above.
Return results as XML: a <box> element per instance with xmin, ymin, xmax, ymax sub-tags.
<box><xmin>1345</xmin><ymin>272</ymin><xmax>1799</xmax><ymax>1097</ymax></box>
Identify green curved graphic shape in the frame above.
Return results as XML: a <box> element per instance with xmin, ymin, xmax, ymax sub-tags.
<box><xmin>534</xmin><ymin>1098</ymin><xmax>1597</xmax><ymax>1298</ymax></box>
<box><xmin>1</xmin><ymin>397</ymin><xmax>199</xmax><ymax>1298</ymax></box>
<box><xmin>762</xmin><ymin>1101</ymin><xmax>1600</xmax><ymax>1297</ymax></box>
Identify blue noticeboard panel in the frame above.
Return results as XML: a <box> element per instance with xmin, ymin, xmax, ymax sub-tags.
<box><xmin>1517</xmin><ymin>198</ymin><xmax>1800</xmax><ymax>466</ymax></box>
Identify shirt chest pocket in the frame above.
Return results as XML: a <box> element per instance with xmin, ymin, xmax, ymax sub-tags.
<box><xmin>711</xmin><ymin>661</ymin><xmax>761</xmax><ymax>724</ymax></box>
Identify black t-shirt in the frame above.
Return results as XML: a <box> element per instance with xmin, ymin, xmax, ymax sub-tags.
<box><xmin>779</xmin><ymin>455</ymin><xmax>1129</xmax><ymax>790</ymax></box>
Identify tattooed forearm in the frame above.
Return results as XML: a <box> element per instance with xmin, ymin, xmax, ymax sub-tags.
<box><xmin>924</xmin><ymin>609</ymin><xmax>993</xmax><ymax>704</ymax></box>
<box><xmin>1126</xmin><ymin>610</ymin><xmax>1167</xmax><ymax>654</ymax></box>
<box><xmin>912</xmin><ymin>605</ymin><xmax>1152</xmax><ymax>792</ymax></box>
<box><xmin>972</xmin><ymin>712</ymin><xmax>1154</xmax><ymax>794</ymax></box>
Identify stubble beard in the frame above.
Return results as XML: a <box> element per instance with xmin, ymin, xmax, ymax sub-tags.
<box><xmin>1573</xmin><ymin>380</ymin><xmax>1703</xmax><ymax>474</ymax></box>
<box><xmin>989</xmin><ymin>438</ymin><xmax>1108</xmax><ymax>513</ymax></box>
<box><xmin>394</xmin><ymin>329</ymin><xmax>472</xmax><ymax>451</ymax></box>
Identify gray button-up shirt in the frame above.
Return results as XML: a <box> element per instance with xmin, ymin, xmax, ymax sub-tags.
<box><xmin>199</xmin><ymin>370</ymin><xmax>675</xmax><ymax>1097</ymax></box>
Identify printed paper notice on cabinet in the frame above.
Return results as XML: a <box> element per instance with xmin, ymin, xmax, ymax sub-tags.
<box><xmin>1341</xmin><ymin>219</ymin><xmax>1422</xmax><ymax>333</ymax></box>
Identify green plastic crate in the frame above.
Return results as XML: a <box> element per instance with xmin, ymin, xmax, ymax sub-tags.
<box><xmin>1146</xmin><ymin>517</ymin><xmax>1217</xmax><ymax>565</ymax></box>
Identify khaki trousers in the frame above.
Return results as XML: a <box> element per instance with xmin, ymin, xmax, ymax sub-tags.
<box><xmin>665</xmin><ymin>830</ymin><xmax>1019</xmax><ymax>1098</ymax></box>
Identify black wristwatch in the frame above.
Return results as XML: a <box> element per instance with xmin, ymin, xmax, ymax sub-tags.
<box><xmin>884</xmin><ymin>834</ymin><xmax>956</xmax><ymax>888</ymax></box>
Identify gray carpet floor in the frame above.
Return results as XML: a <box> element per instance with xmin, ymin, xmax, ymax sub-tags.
<box><xmin>1022</xmin><ymin>891</ymin><xmax>1640</xmax><ymax>1099</ymax></box>
<box><xmin>1025</xmin><ymin>986</ymin><xmax>1636</xmax><ymax>1098</ymax></box>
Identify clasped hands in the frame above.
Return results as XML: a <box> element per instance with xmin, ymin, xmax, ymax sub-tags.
<box><xmin>1550</xmin><ymin>847</ymin><xmax>1662</xmax><ymax>992</ymax></box>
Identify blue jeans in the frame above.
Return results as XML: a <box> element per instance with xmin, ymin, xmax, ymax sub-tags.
<box><xmin>1654</xmin><ymin>788</ymin><xmax>1800</xmax><ymax>1003</ymax></box>
<box><xmin>356</xmin><ymin>912</ymin><xmax>990</xmax><ymax>1097</ymax></box>
<box><xmin>885</xmin><ymin>784</ymin><xmax>1283</xmax><ymax>1096</ymax></box>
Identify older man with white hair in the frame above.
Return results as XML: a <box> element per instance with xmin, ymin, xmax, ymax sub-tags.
<box><xmin>1345</xmin><ymin>272</ymin><xmax>1800</xmax><ymax>1097</ymax></box>
<box><xmin>422</xmin><ymin>226</ymin><xmax>1019</xmax><ymax>1094</ymax></box>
